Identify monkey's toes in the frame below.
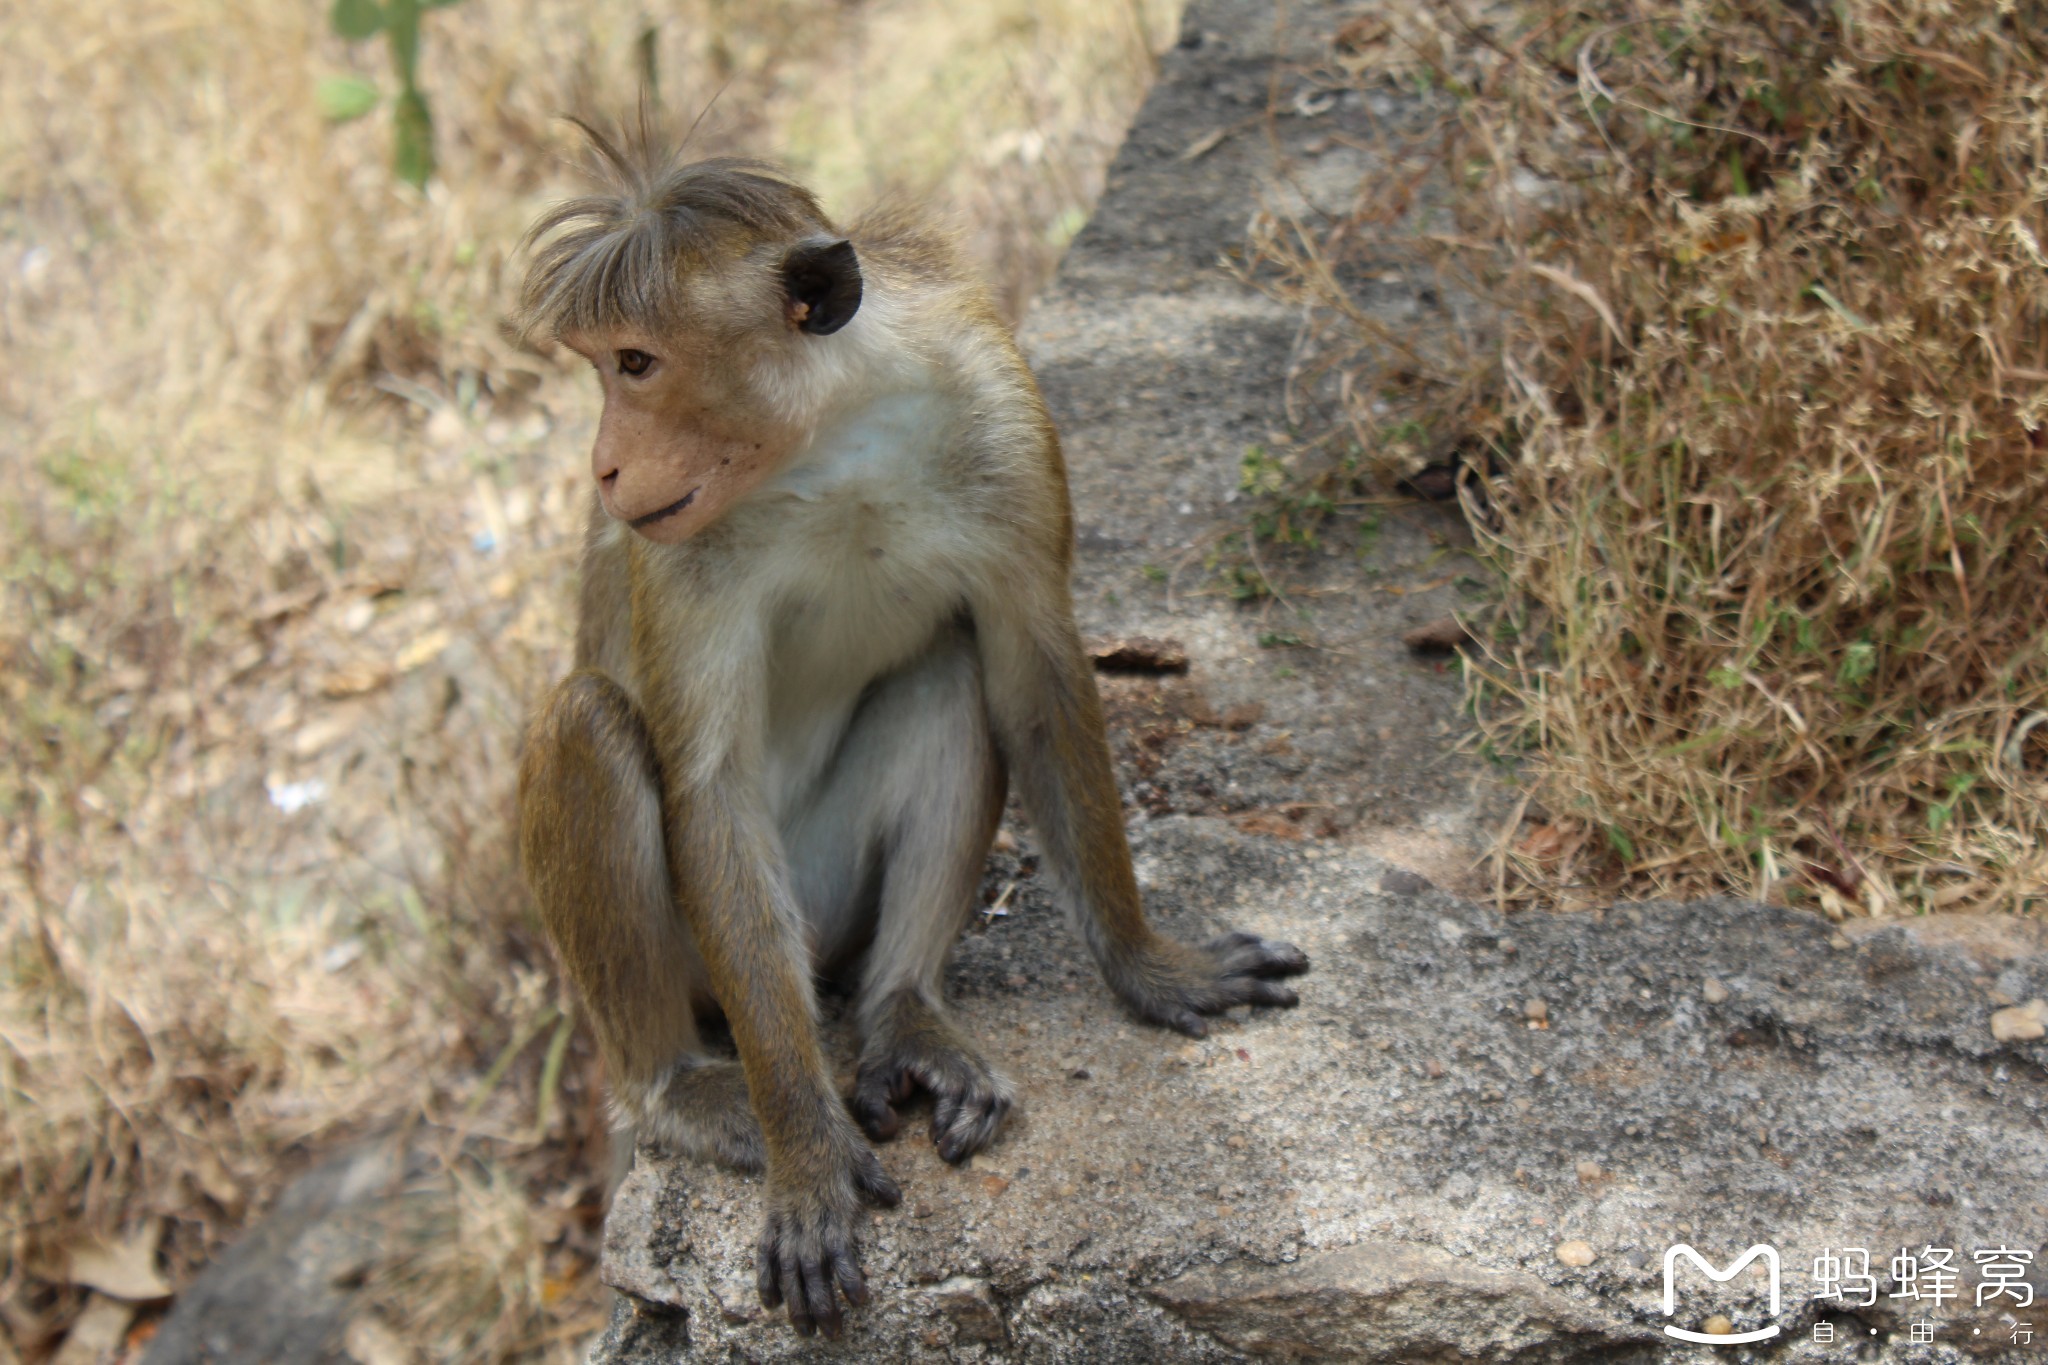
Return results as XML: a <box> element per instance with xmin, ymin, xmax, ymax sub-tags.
<box><xmin>852</xmin><ymin>1064</ymin><xmax>917</xmax><ymax>1142</ymax></box>
<box><xmin>931</xmin><ymin>1080</ymin><xmax>1012</xmax><ymax>1163</ymax></box>
<box><xmin>854</xmin><ymin>1046</ymin><xmax>1014</xmax><ymax>1162</ymax></box>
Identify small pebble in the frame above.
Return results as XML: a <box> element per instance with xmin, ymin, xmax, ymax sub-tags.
<box><xmin>1380</xmin><ymin>868</ymin><xmax>1432</xmax><ymax>896</ymax></box>
<box><xmin>1701</xmin><ymin>1315</ymin><xmax>1734</xmax><ymax>1336</ymax></box>
<box><xmin>1556</xmin><ymin>1240</ymin><xmax>1596</xmax><ymax>1267</ymax></box>
<box><xmin>981</xmin><ymin>1175</ymin><xmax>1009</xmax><ymax>1197</ymax></box>
<box><xmin>1226</xmin><ymin>1134</ymin><xmax>1247</xmax><ymax>1149</ymax></box>
<box><xmin>1575</xmin><ymin>1160</ymin><xmax>1604</xmax><ymax>1184</ymax></box>
<box><xmin>1828</xmin><ymin>933</ymin><xmax>1851</xmax><ymax>950</ymax></box>
<box><xmin>1524</xmin><ymin>998</ymin><xmax>1549</xmax><ymax>1022</ymax></box>
<box><xmin>1702</xmin><ymin>977</ymin><xmax>1730</xmax><ymax>1004</ymax></box>
<box><xmin>1991</xmin><ymin>1000</ymin><xmax>2048</xmax><ymax>1043</ymax></box>
<box><xmin>1057</xmin><ymin>1183</ymin><xmax>1078</xmax><ymax>1198</ymax></box>
<box><xmin>1424</xmin><ymin>1058</ymin><xmax>1444</xmax><ymax>1079</ymax></box>
<box><xmin>1499</xmin><ymin>938</ymin><xmax>1517</xmax><ymax>955</ymax></box>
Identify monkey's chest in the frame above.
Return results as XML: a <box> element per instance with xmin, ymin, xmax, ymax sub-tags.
<box><xmin>759</xmin><ymin>498</ymin><xmax>973</xmax><ymax>818</ymax></box>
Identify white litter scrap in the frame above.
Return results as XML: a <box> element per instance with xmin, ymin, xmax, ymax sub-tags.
<box><xmin>266</xmin><ymin>776</ymin><xmax>329</xmax><ymax>814</ymax></box>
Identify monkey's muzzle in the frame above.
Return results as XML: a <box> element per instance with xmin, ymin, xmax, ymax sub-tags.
<box><xmin>630</xmin><ymin>489</ymin><xmax>699</xmax><ymax>530</ymax></box>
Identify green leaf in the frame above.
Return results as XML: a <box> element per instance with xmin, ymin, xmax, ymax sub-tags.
<box><xmin>384</xmin><ymin>0</ymin><xmax>422</xmax><ymax>79</ymax></box>
<box><xmin>314</xmin><ymin>76</ymin><xmax>380</xmax><ymax>122</ymax></box>
<box><xmin>330</xmin><ymin>0</ymin><xmax>386</xmax><ymax>39</ymax></box>
<box><xmin>1836</xmin><ymin>640</ymin><xmax>1877</xmax><ymax>687</ymax></box>
<box><xmin>392</xmin><ymin>89</ymin><xmax>434</xmax><ymax>188</ymax></box>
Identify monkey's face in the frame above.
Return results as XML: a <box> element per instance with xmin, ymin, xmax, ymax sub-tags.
<box><xmin>564</xmin><ymin>328</ymin><xmax>812</xmax><ymax>545</ymax></box>
<box><xmin>560</xmin><ymin>238</ymin><xmax>865</xmax><ymax>545</ymax></box>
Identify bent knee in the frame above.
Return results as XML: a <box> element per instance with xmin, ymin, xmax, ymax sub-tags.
<box><xmin>525</xmin><ymin>670</ymin><xmax>649</xmax><ymax>769</ymax></box>
<box><xmin>519</xmin><ymin>670</ymin><xmax>659</xmax><ymax>820</ymax></box>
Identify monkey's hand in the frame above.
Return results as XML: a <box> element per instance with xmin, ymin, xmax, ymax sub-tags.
<box><xmin>1109</xmin><ymin>930</ymin><xmax>1310</xmax><ymax>1038</ymax></box>
<box><xmin>755</xmin><ymin>1128</ymin><xmax>901</xmax><ymax>1337</ymax></box>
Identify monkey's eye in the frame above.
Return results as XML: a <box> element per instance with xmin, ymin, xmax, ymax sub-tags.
<box><xmin>616</xmin><ymin>349</ymin><xmax>655</xmax><ymax>377</ymax></box>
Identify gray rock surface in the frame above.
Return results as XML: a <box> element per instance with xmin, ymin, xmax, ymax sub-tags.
<box><xmin>590</xmin><ymin>11</ymin><xmax>2048</xmax><ymax>1363</ymax></box>
<box><xmin>593</xmin><ymin>814</ymin><xmax>2048</xmax><ymax>1361</ymax></box>
<box><xmin>143</xmin><ymin>1139</ymin><xmax>415</xmax><ymax>1365</ymax></box>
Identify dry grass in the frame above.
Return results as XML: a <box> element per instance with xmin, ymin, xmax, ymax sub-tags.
<box><xmin>0</xmin><ymin>0</ymin><xmax>1178</xmax><ymax>1356</ymax></box>
<box><xmin>1247</xmin><ymin>0</ymin><xmax>2048</xmax><ymax>916</ymax></box>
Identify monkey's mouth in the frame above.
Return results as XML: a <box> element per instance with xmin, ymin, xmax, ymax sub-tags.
<box><xmin>629</xmin><ymin>489</ymin><xmax>698</xmax><ymax>529</ymax></box>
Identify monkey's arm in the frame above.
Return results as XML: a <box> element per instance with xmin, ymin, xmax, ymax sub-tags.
<box><xmin>657</xmin><ymin>773</ymin><xmax>901</xmax><ymax>1334</ymax></box>
<box><xmin>971</xmin><ymin>576</ymin><xmax>1310</xmax><ymax>1036</ymax></box>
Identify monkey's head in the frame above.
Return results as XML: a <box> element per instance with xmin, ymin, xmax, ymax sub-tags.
<box><xmin>518</xmin><ymin>130</ymin><xmax>867</xmax><ymax>544</ymax></box>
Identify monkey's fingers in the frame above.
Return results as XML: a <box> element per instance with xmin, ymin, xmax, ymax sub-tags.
<box><xmin>834</xmin><ymin>1248</ymin><xmax>870</xmax><ymax>1306</ymax></box>
<box><xmin>755</xmin><ymin>1216</ymin><xmax>786</xmax><ymax>1310</ymax></box>
<box><xmin>1207</xmin><ymin>930</ymin><xmax>1312</xmax><ymax>980</ymax></box>
<box><xmin>850</xmin><ymin>1146</ymin><xmax>903</xmax><ymax>1207</ymax></box>
<box><xmin>779</xmin><ymin>1238</ymin><xmax>816</xmax><ymax>1336</ymax></box>
<box><xmin>800</xmin><ymin>1251</ymin><xmax>840</xmax><ymax>1338</ymax></box>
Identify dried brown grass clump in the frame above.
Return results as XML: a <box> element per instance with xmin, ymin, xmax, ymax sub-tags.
<box><xmin>1252</xmin><ymin>0</ymin><xmax>2048</xmax><ymax>914</ymax></box>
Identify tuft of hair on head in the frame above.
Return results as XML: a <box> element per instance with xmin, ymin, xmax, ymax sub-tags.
<box><xmin>515</xmin><ymin>115</ymin><xmax>832</xmax><ymax>344</ymax></box>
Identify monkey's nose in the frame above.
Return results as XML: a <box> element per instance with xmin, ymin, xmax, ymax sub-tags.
<box><xmin>599</xmin><ymin>468</ymin><xmax>619</xmax><ymax>490</ymax></box>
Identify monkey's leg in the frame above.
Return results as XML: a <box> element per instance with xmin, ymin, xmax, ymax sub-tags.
<box><xmin>519</xmin><ymin>669</ymin><xmax>765</xmax><ymax>1172</ymax></box>
<box><xmin>788</xmin><ymin>637</ymin><xmax>1015</xmax><ymax>1162</ymax></box>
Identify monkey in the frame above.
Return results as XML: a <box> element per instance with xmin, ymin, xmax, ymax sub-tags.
<box><xmin>513</xmin><ymin>124</ymin><xmax>1310</xmax><ymax>1338</ymax></box>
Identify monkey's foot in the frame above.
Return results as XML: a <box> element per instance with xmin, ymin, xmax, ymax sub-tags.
<box><xmin>853</xmin><ymin>994</ymin><xmax>1014</xmax><ymax>1163</ymax></box>
<box><xmin>1113</xmin><ymin>929</ymin><xmax>1311</xmax><ymax>1038</ymax></box>
<box><xmin>636</xmin><ymin>1058</ymin><xmax>767</xmax><ymax>1172</ymax></box>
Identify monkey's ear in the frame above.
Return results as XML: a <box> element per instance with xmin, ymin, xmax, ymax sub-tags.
<box><xmin>781</xmin><ymin>238</ymin><xmax>863</xmax><ymax>336</ymax></box>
